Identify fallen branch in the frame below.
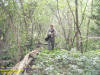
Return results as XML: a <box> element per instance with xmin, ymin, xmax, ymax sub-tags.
<box><xmin>4</xmin><ymin>49</ymin><xmax>41</xmax><ymax>75</ymax></box>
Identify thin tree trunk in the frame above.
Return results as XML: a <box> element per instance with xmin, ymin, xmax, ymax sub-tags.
<box><xmin>66</xmin><ymin>0</ymin><xmax>76</xmax><ymax>31</ymax></box>
<box><xmin>20</xmin><ymin>0</ymin><xmax>28</xmax><ymax>39</ymax></box>
<box><xmin>75</xmin><ymin>0</ymin><xmax>80</xmax><ymax>50</ymax></box>
<box><xmin>85</xmin><ymin>19</ymin><xmax>90</xmax><ymax>51</ymax></box>
<box><xmin>56</xmin><ymin>0</ymin><xmax>68</xmax><ymax>49</ymax></box>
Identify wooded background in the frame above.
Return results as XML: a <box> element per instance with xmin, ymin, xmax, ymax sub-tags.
<box><xmin>0</xmin><ymin>0</ymin><xmax>100</xmax><ymax>75</ymax></box>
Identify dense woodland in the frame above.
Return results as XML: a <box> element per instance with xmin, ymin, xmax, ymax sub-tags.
<box><xmin>0</xmin><ymin>0</ymin><xmax>100</xmax><ymax>75</ymax></box>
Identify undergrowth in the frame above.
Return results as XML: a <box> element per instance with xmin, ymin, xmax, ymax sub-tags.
<box><xmin>33</xmin><ymin>49</ymin><xmax>100</xmax><ymax>75</ymax></box>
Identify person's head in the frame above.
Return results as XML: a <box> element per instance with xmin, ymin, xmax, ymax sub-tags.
<box><xmin>50</xmin><ymin>24</ymin><xmax>54</xmax><ymax>29</ymax></box>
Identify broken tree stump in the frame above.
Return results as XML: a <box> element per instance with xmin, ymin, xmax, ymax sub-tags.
<box><xmin>3</xmin><ymin>49</ymin><xmax>41</xmax><ymax>75</ymax></box>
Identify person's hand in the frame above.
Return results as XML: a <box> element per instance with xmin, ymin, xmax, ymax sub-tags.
<box><xmin>48</xmin><ymin>32</ymin><xmax>51</xmax><ymax>35</ymax></box>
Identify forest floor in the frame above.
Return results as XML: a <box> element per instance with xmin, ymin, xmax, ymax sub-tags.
<box><xmin>1</xmin><ymin>48</ymin><xmax>99</xmax><ymax>75</ymax></box>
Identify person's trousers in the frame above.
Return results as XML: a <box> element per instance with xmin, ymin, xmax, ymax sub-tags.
<box><xmin>48</xmin><ymin>38</ymin><xmax>55</xmax><ymax>50</ymax></box>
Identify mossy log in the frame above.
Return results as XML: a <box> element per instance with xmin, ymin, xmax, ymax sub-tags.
<box><xmin>4</xmin><ymin>49</ymin><xmax>41</xmax><ymax>75</ymax></box>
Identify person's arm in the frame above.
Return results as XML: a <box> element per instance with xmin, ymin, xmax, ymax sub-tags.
<box><xmin>53</xmin><ymin>29</ymin><xmax>57</xmax><ymax>37</ymax></box>
<box><xmin>48</xmin><ymin>29</ymin><xmax>52</xmax><ymax>35</ymax></box>
<box><xmin>46</xmin><ymin>29</ymin><xmax>51</xmax><ymax>37</ymax></box>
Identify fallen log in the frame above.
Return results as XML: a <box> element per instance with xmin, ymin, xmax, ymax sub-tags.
<box><xmin>4</xmin><ymin>48</ymin><xmax>41</xmax><ymax>75</ymax></box>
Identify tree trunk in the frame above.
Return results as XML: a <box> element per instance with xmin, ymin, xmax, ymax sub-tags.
<box><xmin>75</xmin><ymin>0</ymin><xmax>80</xmax><ymax>50</ymax></box>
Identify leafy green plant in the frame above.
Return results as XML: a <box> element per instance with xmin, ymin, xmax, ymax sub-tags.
<box><xmin>33</xmin><ymin>49</ymin><xmax>100</xmax><ymax>75</ymax></box>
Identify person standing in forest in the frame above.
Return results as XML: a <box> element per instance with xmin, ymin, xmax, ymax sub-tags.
<box><xmin>46</xmin><ymin>24</ymin><xmax>56</xmax><ymax>50</ymax></box>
